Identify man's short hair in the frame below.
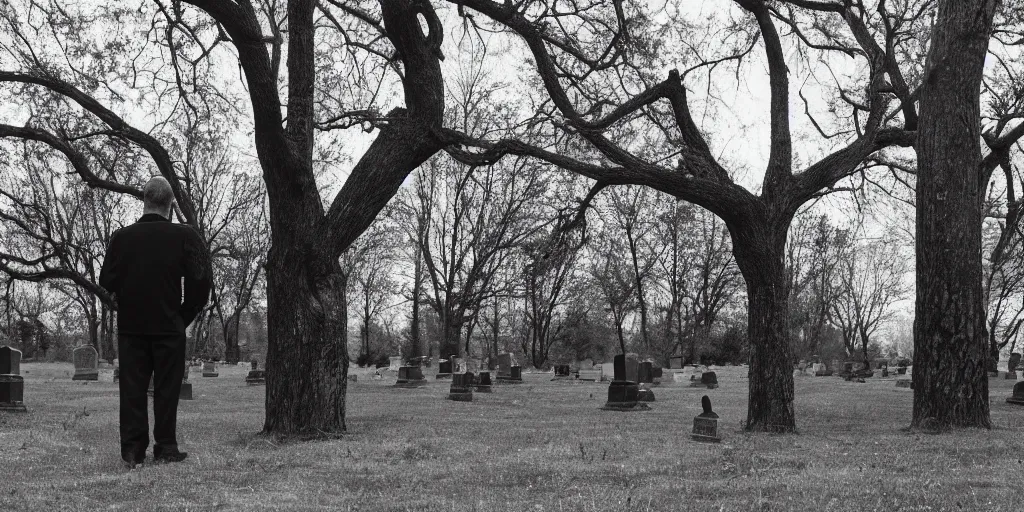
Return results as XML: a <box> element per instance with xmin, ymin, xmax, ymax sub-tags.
<box><xmin>143</xmin><ymin>176</ymin><xmax>175</xmax><ymax>211</ymax></box>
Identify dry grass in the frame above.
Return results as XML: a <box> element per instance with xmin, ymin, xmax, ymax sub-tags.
<box><xmin>1</xmin><ymin>363</ymin><xmax>1022</xmax><ymax>511</ymax></box>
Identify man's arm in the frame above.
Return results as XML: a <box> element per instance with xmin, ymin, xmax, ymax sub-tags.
<box><xmin>180</xmin><ymin>226</ymin><xmax>212</xmax><ymax>327</ymax></box>
<box><xmin>98</xmin><ymin>229</ymin><xmax>121</xmax><ymax>296</ymax></box>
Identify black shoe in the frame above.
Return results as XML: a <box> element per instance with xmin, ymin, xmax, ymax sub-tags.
<box><xmin>121</xmin><ymin>454</ymin><xmax>144</xmax><ymax>469</ymax></box>
<box><xmin>154</xmin><ymin>449</ymin><xmax>188</xmax><ymax>463</ymax></box>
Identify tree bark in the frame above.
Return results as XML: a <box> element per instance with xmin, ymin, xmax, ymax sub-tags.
<box><xmin>731</xmin><ymin>215</ymin><xmax>796</xmax><ymax>433</ymax></box>
<box><xmin>263</xmin><ymin>250</ymin><xmax>349</xmax><ymax>434</ymax></box>
<box><xmin>912</xmin><ymin>0</ymin><xmax>997</xmax><ymax>429</ymax></box>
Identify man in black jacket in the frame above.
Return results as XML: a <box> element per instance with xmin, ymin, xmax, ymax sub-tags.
<box><xmin>100</xmin><ymin>176</ymin><xmax>211</xmax><ymax>468</ymax></box>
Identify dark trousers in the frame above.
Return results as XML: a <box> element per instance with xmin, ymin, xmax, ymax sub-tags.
<box><xmin>118</xmin><ymin>333</ymin><xmax>186</xmax><ymax>461</ymax></box>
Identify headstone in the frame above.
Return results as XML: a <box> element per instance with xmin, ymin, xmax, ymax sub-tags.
<box><xmin>881</xmin><ymin>367</ymin><xmax>889</xmax><ymax>378</ymax></box>
<box><xmin>637</xmin><ymin>362</ymin><xmax>653</xmax><ymax>384</ymax></box>
<box><xmin>245</xmin><ymin>367</ymin><xmax>266</xmax><ymax>385</ymax></box>
<box><xmin>602</xmin><ymin>354</ymin><xmax>648</xmax><ymax>411</ymax></box>
<box><xmin>496</xmin><ymin>353</ymin><xmax>522</xmax><ymax>383</ymax></box>
<box><xmin>896</xmin><ymin>366</ymin><xmax>907</xmax><ymax>375</ymax></box>
<box><xmin>552</xmin><ymin>364</ymin><xmax>572</xmax><ymax>381</ymax></box>
<box><xmin>395</xmin><ymin>366</ymin><xmax>428</xmax><ymax>388</ymax></box>
<box><xmin>896</xmin><ymin>378</ymin><xmax>912</xmax><ymax>389</ymax></box>
<box><xmin>72</xmin><ymin>346</ymin><xmax>99</xmax><ymax>381</ymax></box>
<box><xmin>578</xmin><ymin>368</ymin><xmax>602</xmax><ymax>381</ymax></box>
<box><xmin>436</xmin><ymin>357</ymin><xmax>454</xmax><ymax>379</ymax></box>
<box><xmin>0</xmin><ymin>346</ymin><xmax>26</xmax><ymax>412</ymax></box>
<box><xmin>700</xmin><ymin>371</ymin><xmax>718</xmax><ymax>389</ymax></box>
<box><xmin>0</xmin><ymin>346</ymin><xmax>21</xmax><ymax>376</ymax></box>
<box><xmin>600</xmin><ymin>362</ymin><xmax>615</xmax><ymax>381</ymax></box>
<box><xmin>447</xmin><ymin>372</ymin><xmax>474</xmax><ymax>402</ymax></box>
<box><xmin>1007</xmin><ymin>381</ymin><xmax>1024</xmax><ymax>406</ymax></box>
<box><xmin>388</xmin><ymin>356</ymin><xmax>402</xmax><ymax>372</ymax></box>
<box><xmin>580</xmin><ymin>358</ymin><xmax>594</xmax><ymax>369</ymax></box>
<box><xmin>347</xmin><ymin>374</ymin><xmax>357</xmax><ymax>382</ymax></box>
<box><xmin>691</xmin><ymin>395</ymin><xmax>721</xmax><ymax>442</ymax></box>
<box><xmin>475</xmin><ymin>371</ymin><xmax>493</xmax><ymax>393</ymax></box>
<box><xmin>250</xmin><ymin>360</ymin><xmax>259</xmax><ymax>370</ymax></box>
<box><xmin>652</xmin><ymin>366</ymin><xmax>663</xmax><ymax>383</ymax></box>
<box><xmin>202</xmin><ymin>361</ymin><xmax>218</xmax><ymax>377</ymax></box>
<box><xmin>179</xmin><ymin>376</ymin><xmax>193</xmax><ymax>400</ymax></box>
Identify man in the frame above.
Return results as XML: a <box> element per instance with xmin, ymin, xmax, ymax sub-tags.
<box><xmin>99</xmin><ymin>176</ymin><xmax>211</xmax><ymax>468</ymax></box>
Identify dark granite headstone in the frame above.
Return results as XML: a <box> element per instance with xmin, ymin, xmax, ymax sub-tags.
<box><xmin>250</xmin><ymin>360</ymin><xmax>259</xmax><ymax>371</ymax></box>
<box><xmin>637</xmin><ymin>362</ymin><xmax>653</xmax><ymax>384</ymax></box>
<box><xmin>0</xmin><ymin>348</ymin><xmax>26</xmax><ymax>412</ymax></box>
<box><xmin>72</xmin><ymin>346</ymin><xmax>99</xmax><ymax>381</ymax></box>
<box><xmin>0</xmin><ymin>346</ymin><xmax>21</xmax><ymax>376</ymax></box>
<box><xmin>700</xmin><ymin>371</ymin><xmax>718</xmax><ymax>389</ymax></box>
<box><xmin>691</xmin><ymin>396</ymin><xmax>720</xmax><ymax>442</ymax></box>
<box><xmin>395</xmin><ymin>366</ymin><xmax>428</xmax><ymax>388</ymax></box>
<box><xmin>602</xmin><ymin>354</ymin><xmax>648</xmax><ymax>411</ymax></box>
<box><xmin>447</xmin><ymin>372</ymin><xmax>474</xmax><ymax>402</ymax></box>
<box><xmin>475</xmin><ymin>371</ymin><xmax>493</xmax><ymax>392</ymax></box>
<box><xmin>1007</xmin><ymin>381</ymin><xmax>1024</xmax><ymax>406</ymax></box>
<box><xmin>436</xmin><ymin>358</ymin><xmax>454</xmax><ymax>379</ymax></box>
<box><xmin>245</xmin><ymin>369</ymin><xmax>266</xmax><ymax>385</ymax></box>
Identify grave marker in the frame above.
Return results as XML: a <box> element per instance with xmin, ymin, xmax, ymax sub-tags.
<box><xmin>0</xmin><ymin>346</ymin><xmax>27</xmax><ymax>412</ymax></box>
<box><xmin>552</xmin><ymin>364</ymin><xmax>572</xmax><ymax>381</ymax></box>
<box><xmin>496</xmin><ymin>353</ymin><xmax>522</xmax><ymax>383</ymax></box>
<box><xmin>1007</xmin><ymin>381</ymin><xmax>1024</xmax><ymax>406</ymax></box>
<box><xmin>475</xmin><ymin>371</ymin><xmax>493</xmax><ymax>393</ymax></box>
<box><xmin>202</xmin><ymin>362</ymin><xmax>219</xmax><ymax>377</ymax></box>
<box><xmin>691</xmin><ymin>395</ymin><xmax>721</xmax><ymax>443</ymax></box>
<box><xmin>395</xmin><ymin>366</ymin><xmax>428</xmax><ymax>388</ymax></box>
<box><xmin>447</xmin><ymin>372</ymin><xmax>474</xmax><ymax>402</ymax></box>
<box><xmin>72</xmin><ymin>346</ymin><xmax>99</xmax><ymax>381</ymax></box>
<box><xmin>601</xmin><ymin>354</ymin><xmax>648</xmax><ymax>411</ymax></box>
<box><xmin>436</xmin><ymin>357</ymin><xmax>454</xmax><ymax>379</ymax></box>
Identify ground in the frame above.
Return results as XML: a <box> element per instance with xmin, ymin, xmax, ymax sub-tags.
<box><xmin>1</xmin><ymin>363</ymin><xmax>1022</xmax><ymax>512</ymax></box>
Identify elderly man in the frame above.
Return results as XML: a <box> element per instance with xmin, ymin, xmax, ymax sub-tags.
<box><xmin>100</xmin><ymin>176</ymin><xmax>211</xmax><ymax>468</ymax></box>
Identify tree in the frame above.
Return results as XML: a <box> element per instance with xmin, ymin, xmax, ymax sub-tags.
<box><xmin>830</xmin><ymin>237</ymin><xmax>910</xmax><ymax>364</ymax></box>
<box><xmin>912</xmin><ymin>0</ymin><xmax>999</xmax><ymax>429</ymax></box>
<box><xmin>445</xmin><ymin>0</ymin><xmax>922</xmax><ymax>431</ymax></box>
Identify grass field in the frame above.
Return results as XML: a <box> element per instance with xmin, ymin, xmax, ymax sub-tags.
<box><xmin>1</xmin><ymin>363</ymin><xmax>1022</xmax><ymax>511</ymax></box>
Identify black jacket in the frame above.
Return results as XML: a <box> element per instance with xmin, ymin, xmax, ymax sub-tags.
<box><xmin>99</xmin><ymin>214</ymin><xmax>212</xmax><ymax>336</ymax></box>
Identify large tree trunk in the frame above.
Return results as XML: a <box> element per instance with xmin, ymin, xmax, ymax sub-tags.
<box><xmin>731</xmin><ymin>217</ymin><xmax>795</xmax><ymax>433</ymax></box>
<box><xmin>263</xmin><ymin>250</ymin><xmax>349</xmax><ymax>434</ymax></box>
<box><xmin>912</xmin><ymin>0</ymin><xmax>997</xmax><ymax>429</ymax></box>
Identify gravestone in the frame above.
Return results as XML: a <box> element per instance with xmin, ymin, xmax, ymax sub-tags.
<box><xmin>245</xmin><ymin>368</ymin><xmax>266</xmax><ymax>385</ymax></box>
<box><xmin>637</xmin><ymin>362</ymin><xmax>653</xmax><ymax>384</ymax></box>
<box><xmin>578</xmin><ymin>367</ymin><xmax>602</xmax><ymax>381</ymax></box>
<box><xmin>652</xmin><ymin>366</ymin><xmax>663</xmax><ymax>385</ymax></box>
<box><xmin>700</xmin><ymin>371</ymin><xmax>718</xmax><ymax>389</ymax></box>
<box><xmin>72</xmin><ymin>346</ymin><xmax>99</xmax><ymax>381</ymax></box>
<box><xmin>347</xmin><ymin>374</ymin><xmax>358</xmax><ymax>382</ymax></box>
<box><xmin>447</xmin><ymin>372</ymin><xmax>474</xmax><ymax>402</ymax></box>
<box><xmin>388</xmin><ymin>356</ymin><xmax>402</xmax><ymax>372</ymax></box>
<box><xmin>202</xmin><ymin>362</ymin><xmax>219</xmax><ymax>377</ymax></box>
<box><xmin>636</xmin><ymin>361</ymin><xmax>655</xmax><ymax>402</ymax></box>
<box><xmin>1</xmin><ymin>346</ymin><xmax>21</xmax><ymax>376</ymax></box>
<box><xmin>691</xmin><ymin>395</ymin><xmax>721</xmax><ymax>443</ymax></box>
<box><xmin>395</xmin><ymin>366</ymin><xmax>428</xmax><ymax>388</ymax></box>
<box><xmin>600</xmin><ymin>362</ymin><xmax>615</xmax><ymax>381</ymax></box>
<box><xmin>896</xmin><ymin>378</ymin><xmax>912</xmax><ymax>389</ymax></box>
<box><xmin>1007</xmin><ymin>381</ymin><xmax>1024</xmax><ymax>406</ymax></box>
<box><xmin>179</xmin><ymin>371</ymin><xmax>193</xmax><ymax>400</ymax></box>
<box><xmin>475</xmin><ymin>371</ymin><xmax>493</xmax><ymax>393</ymax></box>
<box><xmin>436</xmin><ymin>357</ymin><xmax>454</xmax><ymax>379</ymax></box>
<box><xmin>601</xmin><ymin>354</ymin><xmax>648</xmax><ymax>411</ymax></box>
<box><xmin>552</xmin><ymin>364</ymin><xmax>572</xmax><ymax>381</ymax></box>
<box><xmin>0</xmin><ymin>346</ymin><xmax>27</xmax><ymax>412</ymax></box>
<box><xmin>496</xmin><ymin>353</ymin><xmax>522</xmax><ymax>383</ymax></box>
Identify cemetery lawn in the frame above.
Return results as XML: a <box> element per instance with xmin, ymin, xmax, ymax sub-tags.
<box><xmin>2</xmin><ymin>364</ymin><xmax>1023</xmax><ymax>512</ymax></box>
